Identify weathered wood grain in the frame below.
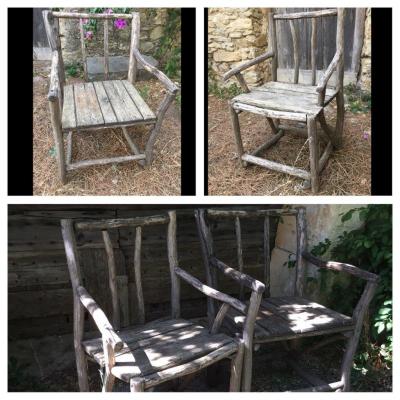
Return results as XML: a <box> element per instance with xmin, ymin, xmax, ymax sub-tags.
<box><xmin>289</xmin><ymin>20</ymin><xmax>299</xmax><ymax>83</ymax></box>
<box><xmin>263</xmin><ymin>216</ymin><xmax>271</xmax><ymax>297</ymax></box>
<box><xmin>79</xmin><ymin>19</ymin><xmax>88</xmax><ymax>81</ymax></box>
<box><xmin>103</xmin><ymin>19</ymin><xmax>109</xmax><ymax>80</ymax></box>
<box><xmin>122</xmin><ymin>80</ymin><xmax>156</xmax><ymax>120</ymax></box>
<box><xmin>274</xmin><ymin>9</ymin><xmax>337</xmax><ymax>20</ymax></box>
<box><xmin>235</xmin><ymin>217</ymin><xmax>244</xmax><ymax>299</ymax></box>
<box><xmin>295</xmin><ymin>207</ymin><xmax>307</xmax><ymax>297</ymax></box>
<box><xmin>52</xmin><ymin>11</ymin><xmax>133</xmax><ymax>19</ymax></box>
<box><xmin>168</xmin><ymin>211</ymin><xmax>181</xmax><ymax>319</ymax></box>
<box><xmin>67</xmin><ymin>154</ymin><xmax>146</xmax><ymax>171</ymax></box>
<box><xmin>73</xmin><ymin>83</ymin><xmax>104</xmax><ymax>128</ymax></box>
<box><xmin>91</xmin><ymin>81</ymin><xmax>117</xmax><ymax>125</ymax></box>
<box><xmin>307</xmin><ymin>115</ymin><xmax>319</xmax><ymax>193</ymax></box>
<box><xmin>250</xmin><ymin>129</ymin><xmax>284</xmax><ymax>157</ymax></box>
<box><xmin>128</xmin><ymin>12</ymin><xmax>140</xmax><ymax>83</ymax></box>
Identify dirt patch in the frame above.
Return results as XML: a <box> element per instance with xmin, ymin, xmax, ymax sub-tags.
<box><xmin>33</xmin><ymin>61</ymin><xmax>181</xmax><ymax>196</ymax></box>
<box><xmin>208</xmin><ymin>95</ymin><xmax>371</xmax><ymax>196</ymax></box>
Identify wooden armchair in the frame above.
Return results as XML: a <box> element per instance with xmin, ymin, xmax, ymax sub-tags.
<box><xmin>43</xmin><ymin>10</ymin><xmax>179</xmax><ymax>184</ymax></box>
<box><xmin>222</xmin><ymin>9</ymin><xmax>346</xmax><ymax>193</ymax></box>
<box><xmin>195</xmin><ymin>208</ymin><xmax>379</xmax><ymax>392</ymax></box>
<box><xmin>61</xmin><ymin>210</ymin><xmax>261</xmax><ymax>392</ymax></box>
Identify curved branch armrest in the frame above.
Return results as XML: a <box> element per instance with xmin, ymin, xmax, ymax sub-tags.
<box><xmin>175</xmin><ymin>266</ymin><xmax>247</xmax><ymax>314</ymax></box>
<box><xmin>48</xmin><ymin>51</ymin><xmax>60</xmax><ymax>102</ymax></box>
<box><xmin>316</xmin><ymin>51</ymin><xmax>340</xmax><ymax>93</ymax></box>
<box><xmin>77</xmin><ymin>285</ymin><xmax>123</xmax><ymax>352</ymax></box>
<box><xmin>223</xmin><ymin>50</ymin><xmax>275</xmax><ymax>82</ymax></box>
<box><xmin>302</xmin><ymin>251</ymin><xmax>379</xmax><ymax>283</ymax></box>
<box><xmin>210</xmin><ymin>256</ymin><xmax>266</xmax><ymax>294</ymax></box>
<box><xmin>132</xmin><ymin>48</ymin><xmax>179</xmax><ymax>94</ymax></box>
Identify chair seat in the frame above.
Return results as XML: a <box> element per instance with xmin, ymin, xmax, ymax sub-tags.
<box><xmin>82</xmin><ymin>318</ymin><xmax>237</xmax><ymax>385</ymax></box>
<box><xmin>232</xmin><ymin>81</ymin><xmax>338</xmax><ymax>116</ymax></box>
<box><xmin>225</xmin><ymin>296</ymin><xmax>354</xmax><ymax>342</ymax></box>
<box><xmin>62</xmin><ymin>80</ymin><xmax>156</xmax><ymax>132</ymax></box>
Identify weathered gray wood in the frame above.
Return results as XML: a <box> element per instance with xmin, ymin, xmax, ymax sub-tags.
<box><xmin>211</xmin><ymin>303</ymin><xmax>230</xmax><ymax>334</ymax></box>
<box><xmin>316</xmin><ymin>52</ymin><xmax>340</xmax><ymax>97</ymax></box>
<box><xmin>102</xmin><ymin>231</ymin><xmax>120</xmax><ymax>329</ymax></box>
<box><xmin>76</xmin><ymin>215</ymin><xmax>169</xmax><ymax>231</ymax></box>
<box><xmin>229</xmin><ymin>339</ymin><xmax>244</xmax><ymax>392</ymax></box>
<box><xmin>351</xmin><ymin>8</ymin><xmax>366</xmax><ymax>73</ymax></box>
<box><xmin>74</xmin><ymin>83</ymin><xmax>105</xmax><ymax>128</ymax></box>
<box><xmin>318</xmin><ymin>141</ymin><xmax>333</xmax><ymax>172</ymax></box>
<box><xmin>295</xmin><ymin>207</ymin><xmax>307</xmax><ymax>297</ymax></box>
<box><xmin>263</xmin><ymin>216</ymin><xmax>271</xmax><ymax>298</ymax></box>
<box><xmin>230</xmin><ymin>104</ymin><xmax>246</xmax><ymax>167</ymax></box>
<box><xmin>66</xmin><ymin>131</ymin><xmax>73</xmax><ymax>165</ymax></box>
<box><xmin>274</xmin><ymin>9</ymin><xmax>337</xmax><ymax>20</ymax></box>
<box><xmin>145</xmin><ymin>91</ymin><xmax>175</xmax><ymax>165</ymax></box>
<box><xmin>133</xmin><ymin>226</ymin><xmax>145</xmax><ymax>324</ymax></box>
<box><xmin>128</xmin><ymin>12</ymin><xmax>140</xmax><ymax>83</ymax></box>
<box><xmin>307</xmin><ymin>115</ymin><xmax>319</xmax><ymax>193</ymax></box>
<box><xmin>175</xmin><ymin>266</ymin><xmax>247</xmax><ymax>314</ymax></box>
<box><xmin>49</xmin><ymin>96</ymin><xmax>67</xmax><ymax>184</ymax></box>
<box><xmin>233</xmin><ymin>102</ymin><xmax>307</xmax><ymax>123</ymax></box>
<box><xmin>302</xmin><ymin>251</ymin><xmax>379</xmax><ymax>282</ymax></box>
<box><xmin>289</xmin><ymin>20</ymin><xmax>299</xmax><ymax>84</ymax></box>
<box><xmin>130</xmin><ymin>378</ymin><xmax>144</xmax><ymax>392</ymax></box>
<box><xmin>79</xmin><ymin>19</ymin><xmax>88</xmax><ymax>81</ymax></box>
<box><xmin>235</xmin><ymin>217</ymin><xmax>244</xmax><ymax>299</ymax></box>
<box><xmin>206</xmin><ymin>209</ymin><xmax>298</xmax><ymax>218</ymax></box>
<box><xmin>122</xmin><ymin>80</ymin><xmax>156</xmax><ymax>120</ymax></box>
<box><xmin>250</xmin><ymin>129</ymin><xmax>284</xmax><ymax>156</ymax></box>
<box><xmin>133</xmin><ymin>49</ymin><xmax>179</xmax><ymax>94</ymax></box>
<box><xmin>121</xmin><ymin>126</ymin><xmax>145</xmax><ymax>167</ymax></box>
<box><xmin>168</xmin><ymin>211</ymin><xmax>180</xmax><ymax>319</ymax></box>
<box><xmin>48</xmin><ymin>51</ymin><xmax>60</xmax><ymax>101</ymax></box>
<box><xmin>210</xmin><ymin>257</ymin><xmax>265</xmax><ymax>295</ymax></box>
<box><xmin>242</xmin><ymin>154</ymin><xmax>311</xmax><ymax>180</ymax></box>
<box><xmin>42</xmin><ymin>11</ymin><xmax>57</xmax><ymax>51</ymax></box>
<box><xmin>103</xmin><ymin>19</ymin><xmax>109</xmax><ymax>80</ymax></box>
<box><xmin>67</xmin><ymin>154</ymin><xmax>146</xmax><ymax>171</ymax></box>
<box><xmin>268</xmin><ymin>12</ymin><xmax>278</xmax><ymax>81</ymax></box>
<box><xmin>62</xmin><ymin>85</ymin><xmax>76</xmax><ymax>130</ymax></box>
<box><xmin>266</xmin><ymin>117</ymin><xmax>278</xmax><ymax>134</ymax></box>
<box><xmin>234</xmin><ymin>72</ymin><xmax>250</xmax><ymax>93</ymax></box>
<box><xmin>311</xmin><ymin>18</ymin><xmax>317</xmax><ymax>86</ymax></box>
<box><xmin>90</xmin><ymin>81</ymin><xmax>116</xmax><ymax>125</ymax></box>
<box><xmin>60</xmin><ymin>219</ymin><xmax>89</xmax><ymax>391</ymax></box>
<box><xmin>223</xmin><ymin>50</ymin><xmax>275</xmax><ymax>81</ymax></box>
<box><xmin>116</xmin><ymin>275</ymin><xmax>129</xmax><ymax>328</ymax></box>
<box><xmin>52</xmin><ymin>12</ymin><xmax>133</xmax><ymax>19</ymax></box>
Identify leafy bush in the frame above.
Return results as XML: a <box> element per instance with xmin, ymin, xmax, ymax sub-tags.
<box><xmin>208</xmin><ymin>81</ymin><xmax>242</xmax><ymax>99</ymax></box>
<box><xmin>344</xmin><ymin>83</ymin><xmax>371</xmax><ymax>113</ymax></box>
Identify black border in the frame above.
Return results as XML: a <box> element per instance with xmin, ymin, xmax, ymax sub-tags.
<box><xmin>204</xmin><ymin>8</ymin><xmax>209</xmax><ymax>196</ymax></box>
<box><xmin>371</xmin><ymin>8</ymin><xmax>392</xmax><ymax>195</ymax></box>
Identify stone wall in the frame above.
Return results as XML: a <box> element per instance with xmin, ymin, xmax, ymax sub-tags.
<box><xmin>359</xmin><ymin>8</ymin><xmax>371</xmax><ymax>90</ymax></box>
<box><xmin>208</xmin><ymin>8</ymin><xmax>270</xmax><ymax>88</ymax></box>
<box><xmin>59</xmin><ymin>8</ymin><xmax>168</xmax><ymax>65</ymax></box>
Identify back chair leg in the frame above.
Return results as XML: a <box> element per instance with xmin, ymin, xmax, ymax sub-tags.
<box><xmin>229</xmin><ymin>104</ymin><xmax>246</xmax><ymax>167</ymax></box>
<box><xmin>307</xmin><ymin>115</ymin><xmax>319</xmax><ymax>193</ymax></box>
<box><xmin>102</xmin><ymin>372</ymin><xmax>115</xmax><ymax>392</ymax></box>
<box><xmin>229</xmin><ymin>340</ymin><xmax>244</xmax><ymax>391</ymax></box>
<box><xmin>130</xmin><ymin>377</ymin><xmax>145</xmax><ymax>392</ymax></box>
<box><xmin>335</xmin><ymin>91</ymin><xmax>345</xmax><ymax>148</ymax></box>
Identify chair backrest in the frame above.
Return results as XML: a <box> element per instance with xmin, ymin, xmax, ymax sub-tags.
<box><xmin>269</xmin><ymin>8</ymin><xmax>345</xmax><ymax>88</ymax></box>
<box><xmin>61</xmin><ymin>210</ymin><xmax>180</xmax><ymax>331</ymax></box>
<box><xmin>42</xmin><ymin>10</ymin><xmax>140</xmax><ymax>85</ymax></box>
<box><xmin>195</xmin><ymin>208</ymin><xmax>307</xmax><ymax>302</ymax></box>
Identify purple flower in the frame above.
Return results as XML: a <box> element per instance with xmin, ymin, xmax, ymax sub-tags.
<box><xmin>105</xmin><ymin>8</ymin><xmax>113</xmax><ymax>14</ymax></box>
<box><xmin>85</xmin><ymin>30</ymin><xmax>93</xmax><ymax>40</ymax></box>
<box><xmin>362</xmin><ymin>131</ymin><xmax>370</xmax><ymax>140</ymax></box>
<box><xmin>114</xmin><ymin>18</ymin><xmax>127</xmax><ymax>30</ymax></box>
<box><xmin>82</xmin><ymin>18</ymin><xmax>89</xmax><ymax>25</ymax></box>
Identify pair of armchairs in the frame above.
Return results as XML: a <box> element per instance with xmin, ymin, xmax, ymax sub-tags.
<box><xmin>62</xmin><ymin>208</ymin><xmax>378</xmax><ymax>391</ymax></box>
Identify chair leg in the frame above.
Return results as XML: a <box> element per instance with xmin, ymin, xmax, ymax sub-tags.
<box><xmin>335</xmin><ymin>90</ymin><xmax>345</xmax><ymax>148</ymax></box>
<box><xmin>49</xmin><ymin>100</ymin><xmax>67</xmax><ymax>184</ymax></box>
<box><xmin>102</xmin><ymin>372</ymin><xmax>115</xmax><ymax>392</ymax></box>
<box><xmin>75</xmin><ymin>347</ymin><xmax>89</xmax><ymax>391</ymax></box>
<box><xmin>340</xmin><ymin>333</ymin><xmax>360</xmax><ymax>391</ymax></box>
<box><xmin>229</xmin><ymin>104</ymin><xmax>246</xmax><ymax>167</ymax></box>
<box><xmin>229</xmin><ymin>340</ymin><xmax>244</xmax><ymax>391</ymax></box>
<box><xmin>130</xmin><ymin>377</ymin><xmax>145</xmax><ymax>392</ymax></box>
<box><xmin>307</xmin><ymin>115</ymin><xmax>319</xmax><ymax>193</ymax></box>
<box><xmin>241</xmin><ymin>345</ymin><xmax>253</xmax><ymax>391</ymax></box>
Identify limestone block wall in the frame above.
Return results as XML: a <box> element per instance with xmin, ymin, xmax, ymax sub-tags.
<box><xmin>208</xmin><ymin>8</ymin><xmax>270</xmax><ymax>88</ymax></box>
<box><xmin>59</xmin><ymin>8</ymin><xmax>168</xmax><ymax>65</ymax></box>
<box><xmin>270</xmin><ymin>205</ymin><xmax>364</xmax><ymax>303</ymax></box>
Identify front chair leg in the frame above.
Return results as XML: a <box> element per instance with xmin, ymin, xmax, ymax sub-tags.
<box><xmin>229</xmin><ymin>339</ymin><xmax>244</xmax><ymax>391</ymax></box>
<box><xmin>307</xmin><ymin>115</ymin><xmax>319</xmax><ymax>193</ymax></box>
<box><xmin>102</xmin><ymin>372</ymin><xmax>115</xmax><ymax>392</ymax></box>
<box><xmin>130</xmin><ymin>377</ymin><xmax>145</xmax><ymax>392</ymax></box>
<box><xmin>229</xmin><ymin>104</ymin><xmax>246</xmax><ymax>167</ymax></box>
<box><xmin>335</xmin><ymin>90</ymin><xmax>345</xmax><ymax>148</ymax></box>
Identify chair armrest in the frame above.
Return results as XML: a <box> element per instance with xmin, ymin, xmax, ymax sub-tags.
<box><xmin>48</xmin><ymin>51</ymin><xmax>60</xmax><ymax>102</ymax></box>
<box><xmin>175</xmin><ymin>266</ymin><xmax>247</xmax><ymax>314</ymax></box>
<box><xmin>77</xmin><ymin>285</ymin><xmax>123</xmax><ymax>352</ymax></box>
<box><xmin>223</xmin><ymin>50</ymin><xmax>275</xmax><ymax>81</ymax></box>
<box><xmin>316</xmin><ymin>51</ymin><xmax>340</xmax><ymax>93</ymax></box>
<box><xmin>132</xmin><ymin>48</ymin><xmax>179</xmax><ymax>94</ymax></box>
<box><xmin>210</xmin><ymin>256</ymin><xmax>266</xmax><ymax>294</ymax></box>
<box><xmin>302</xmin><ymin>251</ymin><xmax>379</xmax><ymax>283</ymax></box>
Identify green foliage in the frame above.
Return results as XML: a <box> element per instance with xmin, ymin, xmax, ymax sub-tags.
<box><xmin>344</xmin><ymin>83</ymin><xmax>371</xmax><ymax>113</ymax></box>
<box><xmin>155</xmin><ymin>9</ymin><xmax>181</xmax><ymax>79</ymax></box>
<box><xmin>65</xmin><ymin>63</ymin><xmax>82</xmax><ymax>78</ymax></box>
<box><xmin>138</xmin><ymin>85</ymin><xmax>149</xmax><ymax>100</ymax></box>
<box><xmin>49</xmin><ymin>146</ymin><xmax>57</xmax><ymax>158</ymax></box>
<box><xmin>283</xmin><ymin>253</ymin><xmax>296</xmax><ymax>269</ymax></box>
<box><xmin>309</xmin><ymin>205</ymin><xmax>392</xmax><ymax>374</ymax></box>
<box><xmin>175</xmin><ymin>93</ymin><xmax>181</xmax><ymax>108</ymax></box>
<box><xmin>208</xmin><ymin>81</ymin><xmax>243</xmax><ymax>99</ymax></box>
<box><xmin>84</xmin><ymin>8</ymin><xmax>134</xmax><ymax>35</ymax></box>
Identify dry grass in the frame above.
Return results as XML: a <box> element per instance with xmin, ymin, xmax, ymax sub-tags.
<box><xmin>208</xmin><ymin>95</ymin><xmax>371</xmax><ymax>196</ymax></box>
<box><xmin>33</xmin><ymin>61</ymin><xmax>181</xmax><ymax>196</ymax></box>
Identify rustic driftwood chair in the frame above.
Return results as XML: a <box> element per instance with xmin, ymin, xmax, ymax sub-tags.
<box><xmin>222</xmin><ymin>9</ymin><xmax>346</xmax><ymax>193</ymax></box>
<box><xmin>195</xmin><ymin>208</ymin><xmax>379</xmax><ymax>391</ymax></box>
<box><xmin>43</xmin><ymin>10</ymin><xmax>179</xmax><ymax>184</ymax></box>
<box><xmin>61</xmin><ymin>210</ymin><xmax>261</xmax><ymax>392</ymax></box>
